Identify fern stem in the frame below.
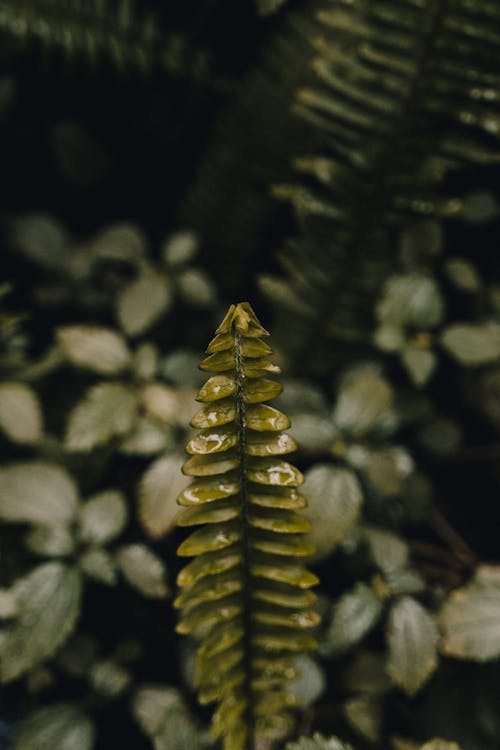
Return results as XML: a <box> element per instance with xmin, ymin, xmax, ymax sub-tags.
<box><xmin>234</xmin><ymin>329</ymin><xmax>255</xmax><ymax>750</ymax></box>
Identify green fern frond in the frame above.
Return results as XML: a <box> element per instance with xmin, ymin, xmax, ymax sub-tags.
<box><xmin>264</xmin><ymin>0</ymin><xmax>500</xmax><ymax>362</ymax></box>
<box><xmin>0</xmin><ymin>0</ymin><xmax>208</xmax><ymax>76</ymax></box>
<box><xmin>175</xmin><ymin>302</ymin><xmax>319</xmax><ymax>750</ymax></box>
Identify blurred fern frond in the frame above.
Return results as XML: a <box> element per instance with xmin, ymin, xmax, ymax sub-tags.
<box><xmin>0</xmin><ymin>0</ymin><xmax>208</xmax><ymax>76</ymax></box>
<box><xmin>263</xmin><ymin>0</ymin><xmax>500</xmax><ymax>366</ymax></box>
<box><xmin>175</xmin><ymin>302</ymin><xmax>319</xmax><ymax>750</ymax></box>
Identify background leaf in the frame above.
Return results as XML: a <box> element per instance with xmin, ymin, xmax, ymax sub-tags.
<box><xmin>0</xmin><ymin>383</ymin><xmax>43</xmax><ymax>444</ymax></box>
<box><xmin>303</xmin><ymin>465</ymin><xmax>363</xmax><ymax>561</ymax></box>
<box><xmin>387</xmin><ymin>597</ymin><xmax>439</xmax><ymax>696</ymax></box>
<box><xmin>0</xmin><ymin>562</ymin><xmax>82</xmax><ymax>682</ymax></box>
<box><xmin>66</xmin><ymin>383</ymin><xmax>138</xmax><ymax>451</ymax></box>
<box><xmin>0</xmin><ymin>462</ymin><xmax>78</xmax><ymax>525</ymax></box>
<box><xmin>138</xmin><ymin>453</ymin><xmax>185</xmax><ymax>538</ymax></box>
<box><xmin>13</xmin><ymin>703</ymin><xmax>95</xmax><ymax>750</ymax></box>
<box><xmin>116</xmin><ymin>544</ymin><xmax>169</xmax><ymax>599</ymax></box>
<box><xmin>439</xmin><ymin>566</ymin><xmax>500</xmax><ymax>661</ymax></box>
<box><xmin>78</xmin><ymin>490</ymin><xmax>128</xmax><ymax>545</ymax></box>
<box><xmin>57</xmin><ymin>325</ymin><xmax>131</xmax><ymax>374</ymax></box>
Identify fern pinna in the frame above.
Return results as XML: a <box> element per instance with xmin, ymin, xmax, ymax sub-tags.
<box><xmin>175</xmin><ymin>302</ymin><xmax>319</xmax><ymax>750</ymax></box>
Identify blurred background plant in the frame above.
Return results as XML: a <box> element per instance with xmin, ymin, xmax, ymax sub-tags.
<box><xmin>1</xmin><ymin>1</ymin><xmax>500</xmax><ymax>749</ymax></box>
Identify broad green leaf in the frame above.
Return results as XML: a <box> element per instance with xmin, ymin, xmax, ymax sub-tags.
<box><xmin>89</xmin><ymin>659</ymin><xmax>131</xmax><ymax>698</ymax></box>
<box><xmin>303</xmin><ymin>465</ymin><xmax>363</xmax><ymax>561</ymax></box>
<box><xmin>363</xmin><ymin>447</ymin><xmax>414</xmax><ymax>498</ymax></box>
<box><xmin>0</xmin><ymin>589</ymin><xmax>18</xmax><ymax>619</ymax></box>
<box><xmin>332</xmin><ymin>366</ymin><xmax>394</xmax><ymax>437</ymax></box>
<box><xmin>79</xmin><ymin>548</ymin><xmax>117</xmax><ymax>585</ymax></box>
<box><xmin>117</xmin><ymin>271</ymin><xmax>173</xmax><ymax>336</ymax></box>
<box><xmin>120</xmin><ymin>416</ymin><xmax>172</xmax><ymax>455</ymax></box>
<box><xmin>133</xmin><ymin>342</ymin><xmax>160</xmax><ymax>380</ymax></box>
<box><xmin>0</xmin><ymin>462</ymin><xmax>78</xmax><ymax>525</ymax></box>
<box><xmin>365</xmin><ymin>527</ymin><xmax>408</xmax><ymax>575</ymax></box>
<box><xmin>343</xmin><ymin>695</ymin><xmax>382</xmax><ymax>742</ymax></box>
<box><xmin>289</xmin><ymin>656</ymin><xmax>326</xmax><ymax>708</ymax></box>
<box><xmin>162</xmin><ymin>230</ymin><xmax>199</xmax><ymax>266</ymax></box>
<box><xmin>321</xmin><ymin>583</ymin><xmax>382</xmax><ymax>656</ymax></box>
<box><xmin>66</xmin><ymin>383</ymin><xmax>138</xmax><ymax>451</ymax></box>
<box><xmin>439</xmin><ymin>565</ymin><xmax>500</xmax><ymax>660</ymax></box>
<box><xmin>286</xmin><ymin>734</ymin><xmax>354</xmax><ymax>750</ymax></box>
<box><xmin>13</xmin><ymin>703</ymin><xmax>95</xmax><ymax>750</ymax></box>
<box><xmin>401</xmin><ymin>346</ymin><xmax>437</xmax><ymax>387</ymax></box>
<box><xmin>139</xmin><ymin>453</ymin><xmax>185</xmax><ymax>537</ymax></box>
<box><xmin>141</xmin><ymin>383</ymin><xmax>180</xmax><ymax>424</ymax></box>
<box><xmin>373</xmin><ymin>323</ymin><xmax>406</xmax><ymax>353</ymax></box>
<box><xmin>0</xmin><ymin>562</ymin><xmax>82</xmax><ymax>682</ymax></box>
<box><xmin>420</xmin><ymin>742</ymin><xmax>462</xmax><ymax>750</ymax></box>
<box><xmin>116</xmin><ymin>544</ymin><xmax>169</xmax><ymax>598</ymax></box>
<box><xmin>78</xmin><ymin>490</ymin><xmax>128</xmax><ymax>545</ymax></box>
<box><xmin>162</xmin><ymin>349</ymin><xmax>206</xmax><ymax>387</ymax></box>
<box><xmin>342</xmin><ymin>651</ymin><xmax>392</xmax><ymax>696</ymax></box>
<box><xmin>57</xmin><ymin>325</ymin><xmax>131</xmax><ymax>374</ymax></box>
<box><xmin>441</xmin><ymin>322</ymin><xmax>500</xmax><ymax>366</ymax></box>
<box><xmin>177</xmin><ymin>268</ymin><xmax>216</xmax><ymax>308</ymax></box>
<box><xmin>387</xmin><ymin>597</ymin><xmax>438</xmax><ymax>695</ymax></box>
<box><xmin>257</xmin><ymin>0</ymin><xmax>289</xmax><ymax>14</ymax></box>
<box><xmin>0</xmin><ymin>383</ymin><xmax>43</xmax><ymax>444</ymax></box>
<box><xmin>132</xmin><ymin>684</ymin><xmax>210</xmax><ymax>750</ymax></box>
<box><xmin>377</xmin><ymin>273</ymin><xmax>444</xmax><ymax>329</ymax></box>
<box><xmin>444</xmin><ymin>258</ymin><xmax>481</xmax><ymax>293</ymax></box>
<box><xmin>25</xmin><ymin>524</ymin><xmax>75</xmax><ymax>557</ymax></box>
<box><xmin>9</xmin><ymin>214</ymin><xmax>69</xmax><ymax>269</ymax></box>
<box><xmin>90</xmin><ymin>223</ymin><xmax>146</xmax><ymax>263</ymax></box>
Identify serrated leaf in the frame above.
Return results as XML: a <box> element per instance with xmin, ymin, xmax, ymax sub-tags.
<box><xmin>333</xmin><ymin>367</ymin><xmax>394</xmax><ymax>437</ymax></box>
<box><xmin>91</xmin><ymin>223</ymin><xmax>147</xmax><ymax>263</ymax></box>
<box><xmin>117</xmin><ymin>272</ymin><xmax>173</xmax><ymax>336</ymax></box>
<box><xmin>0</xmin><ymin>462</ymin><xmax>79</xmax><ymax>525</ymax></box>
<box><xmin>132</xmin><ymin>685</ymin><xmax>210</xmax><ymax>750</ymax></box>
<box><xmin>377</xmin><ymin>274</ymin><xmax>444</xmax><ymax>329</ymax></box>
<box><xmin>343</xmin><ymin>695</ymin><xmax>382</xmax><ymax>742</ymax></box>
<box><xmin>13</xmin><ymin>703</ymin><xmax>95</xmax><ymax>750</ymax></box>
<box><xmin>0</xmin><ymin>383</ymin><xmax>43</xmax><ymax>444</ymax></box>
<box><xmin>66</xmin><ymin>383</ymin><xmax>138</xmax><ymax>451</ymax></box>
<box><xmin>78</xmin><ymin>490</ymin><xmax>127</xmax><ymax>545</ymax></box>
<box><xmin>420</xmin><ymin>742</ymin><xmax>462</xmax><ymax>750</ymax></box>
<box><xmin>117</xmin><ymin>544</ymin><xmax>169</xmax><ymax>599</ymax></box>
<box><xmin>286</xmin><ymin>734</ymin><xmax>354</xmax><ymax>750</ymax></box>
<box><xmin>57</xmin><ymin>326</ymin><xmax>131</xmax><ymax>374</ymax></box>
<box><xmin>441</xmin><ymin>322</ymin><xmax>500</xmax><ymax>366</ymax></box>
<box><xmin>321</xmin><ymin>583</ymin><xmax>382</xmax><ymax>656</ymax></box>
<box><xmin>0</xmin><ymin>562</ymin><xmax>82</xmax><ymax>682</ymax></box>
<box><xmin>439</xmin><ymin>566</ymin><xmax>500</xmax><ymax>660</ymax></box>
<box><xmin>79</xmin><ymin>548</ymin><xmax>117</xmax><ymax>585</ymax></box>
<box><xmin>387</xmin><ymin>597</ymin><xmax>438</xmax><ymax>695</ymax></box>
<box><xmin>303</xmin><ymin>465</ymin><xmax>363</xmax><ymax>561</ymax></box>
<box><xmin>402</xmin><ymin>347</ymin><xmax>437</xmax><ymax>387</ymax></box>
<box><xmin>139</xmin><ymin>453</ymin><xmax>186</xmax><ymax>538</ymax></box>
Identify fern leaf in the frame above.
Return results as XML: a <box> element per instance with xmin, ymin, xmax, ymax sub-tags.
<box><xmin>264</xmin><ymin>0</ymin><xmax>500</xmax><ymax>366</ymax></box>
<box><xmin>0</xmin><ymin>0</ymin><xmax>207</xmax><ymax>76</ymax></box>
<box><xmin>175</xmin><ymin>303</ymin><xmax>319</xmax><ymax>750</ymax></box>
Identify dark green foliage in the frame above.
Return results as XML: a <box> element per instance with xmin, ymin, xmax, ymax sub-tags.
<box><xmin>0</xmin><ymin>0</ymin><xmax>208</xmax><ymax>75</ymax></box>
<box><xmin>263</xmin><ymin>0</ymin><xmax>500</xmax><ymax>365</ymax></box>
<box><xmin>175</xmin><ymin>303</ymin><xmax>318</xmax><ymax>750</ymax></box>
